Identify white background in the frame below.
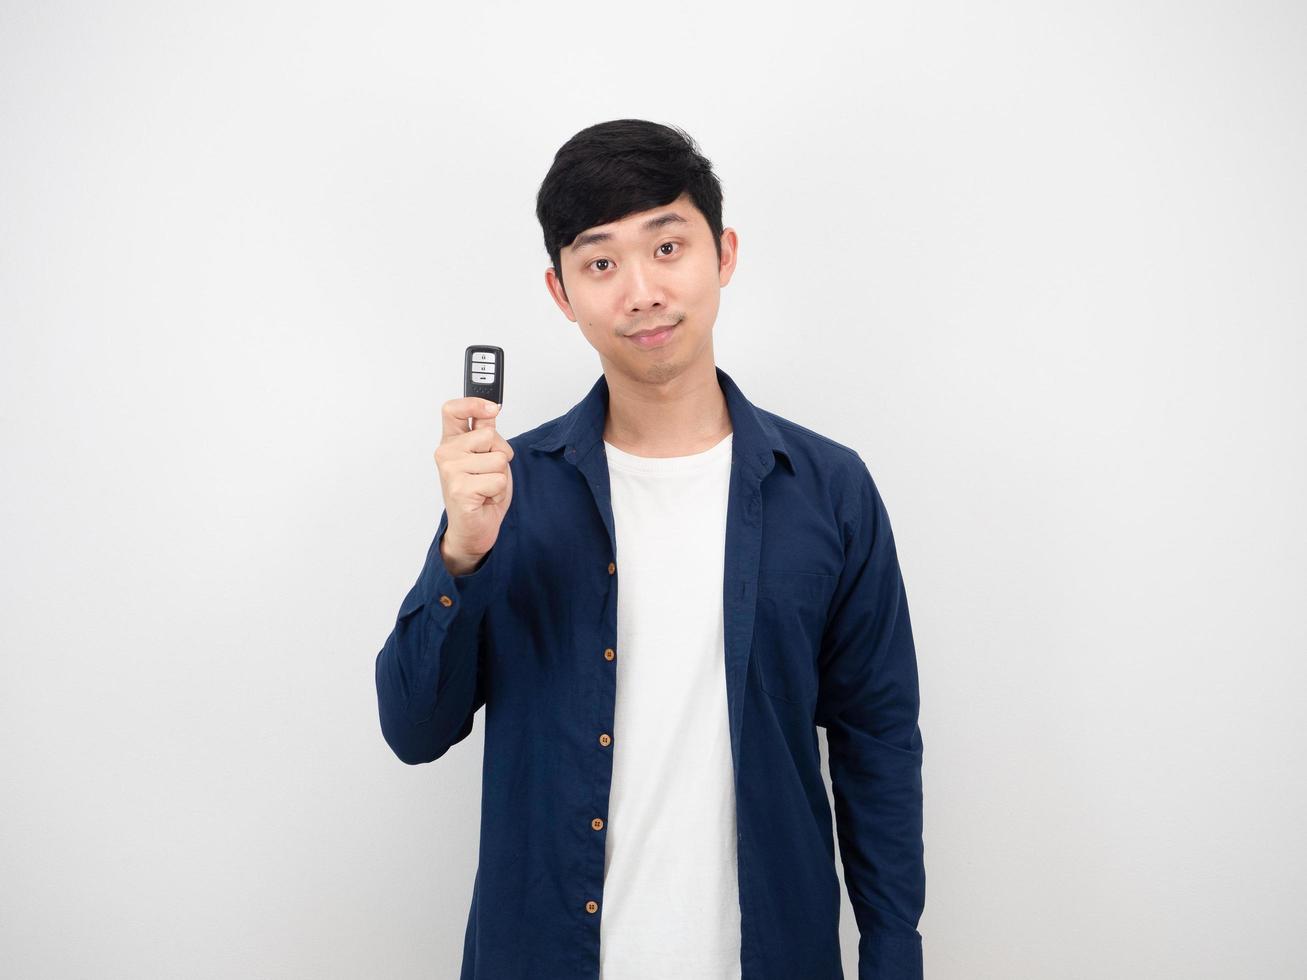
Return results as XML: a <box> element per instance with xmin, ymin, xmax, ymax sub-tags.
<box><xmin>2</xmin><ymin>2</ymin><xmax>1305</xmax><ymax>977</ymax></box>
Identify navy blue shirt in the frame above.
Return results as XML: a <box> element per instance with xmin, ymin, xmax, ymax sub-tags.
<box><xmin>375</xmin><ymin>366</ymin><xmax>925</xmax><ymax>979</ymax></box>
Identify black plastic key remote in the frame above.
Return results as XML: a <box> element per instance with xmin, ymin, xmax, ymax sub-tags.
<box><xmin>464</xmin><ymin>345</ymin><xmax>504</xmax><ymax>408</ymax></box>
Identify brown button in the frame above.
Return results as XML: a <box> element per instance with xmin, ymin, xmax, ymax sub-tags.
<box><xmin>603</xmin><ymin>647</ymin><xmax>615</xmax><ymax>661</ymax></box>
<box><xmin>438</xmin><ymin>595</ymin><xmax>453</xmax><ymax>607</ymax></box>
<box><xmin>591</xmin><ymin>817</ymin><xmax>604</xmax><ymax>831</ymax></box>
<box><xmin>585</xmin><ymin>900</ymin><xmax>599</xmax><ymax>914</ymax></box>
<box><xmin>607</xmin><ymin>562</ymin><xmax>616</xmax><ymax>574</ymax></box>
<box><xmin>598</xmin><ymin>733</ymin><xmax>611</xmax><ymax>747</ymax></box>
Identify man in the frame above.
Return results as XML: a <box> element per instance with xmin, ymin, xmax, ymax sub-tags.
<box><xmin>375</xmin><ymin>119</ymin><xmax>925</xmax><ymax>980</ymax></box>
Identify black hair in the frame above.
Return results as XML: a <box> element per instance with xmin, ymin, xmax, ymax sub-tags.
<box><xmin>535</xmin><ymin>119</ymin><xmax>724</xmax><ymax>296</ymax></box>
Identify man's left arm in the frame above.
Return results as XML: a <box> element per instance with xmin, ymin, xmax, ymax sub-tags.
<box><xmin>816</xmin><ymin>455</ymin><xmax>925</xmax><ymax>980</ymax></box>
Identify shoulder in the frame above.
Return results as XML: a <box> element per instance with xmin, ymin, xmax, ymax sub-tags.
<box><xmin>759</xmin><ymin>407</ymin><xmax>888</xmax><ymax>532</ymax></box>
<box><xmin>506</xmin><ymin>412</ymin><xmax>568</xmax><ymax>456</ymax></box>
<box><xmin>760</xmin><ymin>408</ymin><xmax>873</xmax><ymax>494</ymax></box>
<box><xmin>762</xmin><ymin>408</ymin><xmax>863</xmax><ymax>468</ymax></box>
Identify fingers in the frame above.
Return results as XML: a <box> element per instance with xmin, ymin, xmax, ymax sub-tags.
<box><xmin>440</xmin><ymin>466</ymin><xmax>510</xmax><ymax>511</ymax></box>
<box><xmin>460</xmin><ymin>449</ymin><xmax>510</xmax><ymax>475</ymax></box>
<box><xmin>436</xmin><ymin>425</ymin><xmax>513</xmax><ymax>458</ymax></box>
<box><xmin>462</xmin><ymin>470</ymin><xmax>510</xmax><ymax>505</ymax></box>
<box><xmin>434</xmin><ymin>412</ymin><xmax>514</xmax><ymax>476</ymax></box>
<box><xmin>442</xmin><ymin>396</ymin><xmax>501</xmax><ymax>439</ymax></box>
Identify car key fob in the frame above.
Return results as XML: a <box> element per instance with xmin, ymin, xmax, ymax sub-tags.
<box><xmin>464</xmin><ymin>344</ymin><xmax>504</xmax><ymax>416</ymax></box>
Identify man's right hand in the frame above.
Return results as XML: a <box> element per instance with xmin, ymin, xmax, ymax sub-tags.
<box><xmin>435</xmin><ymin>397</ymin><xmax>514</xmax><ymax>575</ymax></box>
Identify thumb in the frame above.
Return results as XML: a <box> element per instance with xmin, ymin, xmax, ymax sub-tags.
<box><xmin>470</xmin><ymin>398</ymin><xmax>500</xmax><ymax>431</ymax></box>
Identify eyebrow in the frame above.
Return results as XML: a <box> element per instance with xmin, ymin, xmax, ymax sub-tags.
<box><xmin>569</xmin><ymin>211</ymin><xmax>690</xmax><ymax>254</ymax></box>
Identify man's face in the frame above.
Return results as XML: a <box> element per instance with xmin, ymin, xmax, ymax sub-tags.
<box><xmin>544</xmin><ymin>191</ymin><xmax>738</xmax><ymax>386</ymax></box>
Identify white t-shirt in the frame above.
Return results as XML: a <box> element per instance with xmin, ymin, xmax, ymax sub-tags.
<box><xmin>598</xmin><ymin>431</ymin><xmax>742</xmax><ymax>980</ymax></box>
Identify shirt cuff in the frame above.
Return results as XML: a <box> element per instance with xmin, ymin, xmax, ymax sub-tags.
<box><xmin>406</xmin><ymin>510</ymin><xmax>508</xmax><ymax>623</ymax></box>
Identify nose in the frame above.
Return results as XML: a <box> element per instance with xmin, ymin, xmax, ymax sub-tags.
<box><xmin>625</xmin><ymin>258</ymin><xmax>665</xmax><ymax>315</ymax></box>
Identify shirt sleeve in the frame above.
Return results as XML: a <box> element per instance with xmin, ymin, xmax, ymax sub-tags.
<box><xmin>816</xmin><ymin>455</ymin><xmax>925</xmax><ymax>980</ymax></box>
<box><xmin>374</xmin><ymin>507</ymin><xmax>511</xmax><ymax>765</ymax></box>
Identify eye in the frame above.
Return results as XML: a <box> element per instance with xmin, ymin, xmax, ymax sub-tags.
<box><xmin>588</xmin><ymin>242</ymin><xmax>679</xmax><ymax>273</ymax></box>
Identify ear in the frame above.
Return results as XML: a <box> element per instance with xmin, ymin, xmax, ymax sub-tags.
<box><xmin>544</xmin><ymin>265</ymin><xmax>576</xmax><ymax>321</ymax></box>
<box><xmin>717</xmin><ymin>227</ymin><xmax>739</xmax><ymax>287</ymax></box>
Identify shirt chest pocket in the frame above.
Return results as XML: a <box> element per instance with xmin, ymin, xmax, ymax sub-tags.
<box><xmin>752</xmin><ymin>570</ymin><xmax>837</xmax><ymax>706</ymax></box>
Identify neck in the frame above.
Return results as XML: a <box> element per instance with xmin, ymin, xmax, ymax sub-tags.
<box><xmin>602</xmin><ymin>360</ymin><xmax>732</xmax><ymax>458</ymax></box>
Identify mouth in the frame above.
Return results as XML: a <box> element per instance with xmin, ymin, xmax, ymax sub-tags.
<box><xmin>626</xmin><ymin>320</ymin><xmax>681</xmax><ymax>349</ymax></box>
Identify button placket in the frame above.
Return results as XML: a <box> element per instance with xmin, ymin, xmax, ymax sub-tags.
<box><xmin>589</xmin><ymin>556</ymin><xmax>616</xmax><ymax>926</ymax></box>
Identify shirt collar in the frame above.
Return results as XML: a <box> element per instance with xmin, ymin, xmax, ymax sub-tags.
<box><xmin>528</xmin><ymin>365</ymin><xmax>794</xmax><ymax>478</ymax></box>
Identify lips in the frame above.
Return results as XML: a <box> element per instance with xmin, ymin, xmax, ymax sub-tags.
<box><xmin>628</xmin><ymin>320</ymin><xmax>680</xmax><ymax>338</ymax></box>
<box><xmin>626</xmin><ymin>322</ymin><xmax>679</xmax><ymax>349</ymax></box>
